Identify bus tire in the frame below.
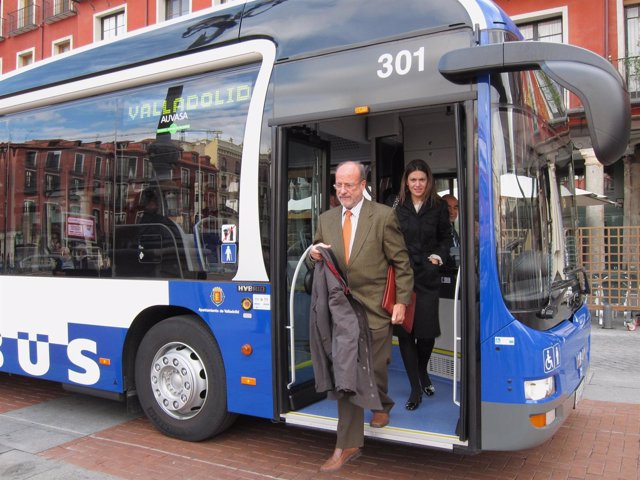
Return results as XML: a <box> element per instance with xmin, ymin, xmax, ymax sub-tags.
<box><xmin>135</xmin><ymin>315</ymin><xmax>236</xmax><ymax>441</ymax></box>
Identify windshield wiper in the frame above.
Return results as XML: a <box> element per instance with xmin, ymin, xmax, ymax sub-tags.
<box><xmin>539</xmin><ymin>270</ymin><xmax>586</xmax><ymax>319</ymax></box>
<box><xmin>564</xmin><ymin>266</ymin><xmax>591</xmax><ymax>294</ymax></box>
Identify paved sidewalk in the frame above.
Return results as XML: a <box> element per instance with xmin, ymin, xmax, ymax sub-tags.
<box><xmin>585</xmin><ymin>315</ymin><xmax>640</xmax><ymax>404</ymax></box>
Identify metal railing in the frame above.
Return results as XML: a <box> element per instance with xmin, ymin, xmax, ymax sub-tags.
<box><xmin>614</xmin><ymin>56</ymin><xmax>640</xmax><ymax>100</ymax></box>
<box><xmin>7</xmin><ymin>3</ymin><xmax>39</xmax><ymax>36</ymax></box>
<box><xmin>43</xmin><ymin>0</ymin><xmax>77</xmax><ymax>24</ymax></box>
<box><xmin>577</xmin><ymin>226</ymin><xmax>640</xmax><ymax>322</ymax></box>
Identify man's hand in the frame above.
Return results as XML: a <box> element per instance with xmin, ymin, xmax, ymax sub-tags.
<box><xmin>310</xmin><ymin>242</ymin><xmax>331</xmax><ymax>262</ymax></box>
<box><xmin>391</xmin><ymin>303</ymin><xmax>406</xmax><ymax>325</ymax></box>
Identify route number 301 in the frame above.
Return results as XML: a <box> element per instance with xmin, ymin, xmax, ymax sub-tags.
<box><xmin>377</xmin><ymin>47</ymin><xmax>425</xmax><ymax>79</ymax></box>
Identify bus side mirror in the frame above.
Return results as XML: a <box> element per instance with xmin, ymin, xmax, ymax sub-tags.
<box><xmin>438</xmin><ymin>41</ymin><xmax>630</xmax><ymax>166</ymax></box>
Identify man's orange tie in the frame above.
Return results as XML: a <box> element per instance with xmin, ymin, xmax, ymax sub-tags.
<box><xmin>343</xmin><ymin>210</ymin><xmax>352</xmax><ymax>264</ymax></box>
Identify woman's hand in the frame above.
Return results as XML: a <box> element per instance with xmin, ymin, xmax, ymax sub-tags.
<box><xmin>391</xmin><ymin>303</ymin><xmax>406</xmax><ymax>325</ymax></box>
<box><xmin>427</xmin><ymin>254</ymin><xmax>442</xmax><ymax>265</ymax></box>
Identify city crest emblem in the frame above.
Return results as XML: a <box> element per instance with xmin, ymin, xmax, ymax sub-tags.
<box><xmin>211</xmin><ymin>287</ymin><xmax>225</xmax><ymax>307</ymax></box>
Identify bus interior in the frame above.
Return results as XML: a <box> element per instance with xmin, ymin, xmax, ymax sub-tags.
<box><xmin>283</xmin><ymin>102</ymin><xmax>469</xmax><ymax>449</ymax></box>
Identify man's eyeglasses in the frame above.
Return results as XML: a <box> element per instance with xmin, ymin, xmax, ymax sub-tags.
<box><xmin>333</xmin><ymin>182</ymin><xmax>362</xmax><ymax>191</ymax></box>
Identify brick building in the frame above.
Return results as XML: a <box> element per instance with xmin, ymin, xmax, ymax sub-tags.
<box><xmin>0</xmin><ymin>1</ymin><xmax>227</xmax><ymax>71</ymax></box>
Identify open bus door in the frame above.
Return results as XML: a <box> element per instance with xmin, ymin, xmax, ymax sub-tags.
<box><xmin>278</xmin><ymin>107</ymin><xmax>472</xmax><ymax>451</ymax></box>
<box><xmin>282</xmin><ymin>127</ymin><xmax>331</xmax><ymax>410</ymax></box>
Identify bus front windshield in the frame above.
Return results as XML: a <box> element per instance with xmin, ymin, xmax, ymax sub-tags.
<box><xmin>491</xmin><ymin>70</ymin><xmax>585</xmax><ymax>330</ymax></box>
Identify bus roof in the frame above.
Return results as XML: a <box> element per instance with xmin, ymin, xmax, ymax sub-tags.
<box><xmin>0</xmin><ymin>0</ymin><xmax>515</xmax><ymax>99</ymax></box>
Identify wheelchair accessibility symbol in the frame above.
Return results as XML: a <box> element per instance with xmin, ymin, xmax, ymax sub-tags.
<box><xmin>543</xmin><ymin>344</ymin><xmax>561</xmax><ymax>373</ymax></box>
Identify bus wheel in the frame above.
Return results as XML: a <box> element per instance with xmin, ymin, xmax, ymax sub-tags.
<box><xmin>135</xmin><ymin>315</ymin><xmax>236</xmax><ymax>441</ymax></box>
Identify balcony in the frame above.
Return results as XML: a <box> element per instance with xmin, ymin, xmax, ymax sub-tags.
<box><xmin>7</xmin><ymin>3</ymin><xmax>39</xmax><ymax>36</ymax></box>
<box><xmin>615</xmin><ymin>55</ymin><xmax>640</xmax><ymax>101</ymax></box>
<box><xmin>43</xmin><ymin>0</ymin><xmax>77</xmax><ymax>24</ymax></box>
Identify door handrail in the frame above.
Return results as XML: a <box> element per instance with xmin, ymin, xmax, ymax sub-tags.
<box><xmin>452</xmin><ymin>266</ymin><xmax>461</xmax><ymax>407</ymax></box>
<box><xmin>287</xmin><ymin>245</ymin><xmax>313</xmax><ymax>389</ymax></box>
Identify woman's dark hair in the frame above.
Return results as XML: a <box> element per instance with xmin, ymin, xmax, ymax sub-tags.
<box><xmin>398</xmin><ymin>159</ymin><xmax>438</xmax><ymax>206</ymax></box>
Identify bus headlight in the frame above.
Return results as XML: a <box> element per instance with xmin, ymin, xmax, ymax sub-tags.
<box><xmin>524</xmin><ymin>377</ymin><xmax>555</xmax><ymax>401</ymax></box>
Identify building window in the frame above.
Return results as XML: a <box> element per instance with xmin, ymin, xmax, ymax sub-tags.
<box><xmin>93</xmin><ymin>208</ymin><xmax>102</xmax><ymax>233</ymax></box>
<box><xmin>181</xmin><ymin>188</ymin><xmax>190</xmax><ymax>210</ymax></box>
<box><xmin>45</xmin><ymin>174</ymin><xmax>60</xmax><ymax>193</ymax></box>
<box><xmin>143</xmin><ymin>158</ymin><xmax>152</xmax><ymax>179</ymax></box>
<box><xmin>45</xmin><ymin>151</ymin><xmax>61</xmax><ymax>170</ymax></box>
<box><xmin>516</xmin><ymin>14</ymin><xmax>566</xmax><ymax>107</ymax></box>
<box><xmin>25</xmin><ymin>170</ymin><xmax>37</xmax><ymax>194</ymax></box>
<box><xmin>625</xmin><ymin>6</ymin><xmax>640</xmax><ymax>97</ymax></box>
<box><xmin>22</xmin><ymin>200</ymin><xmax>37</xmax><ymax>244</ymax></box>
<box><xmin>52</xmin><ymin>37</ymin><xmax>72</xmax><ymax>56</ymax></box>
<box><xmin>16</xmin><ymin>48</ymin><xmax>35</xmax><ymax>68</ymax></box>
<box><xmin>119</xmin><ymin>157</ymin><xmax>137</xmax><ymax>179</ymax></box>
<box><xmin>95</xmin><ymin>8</ymin><xmax>126</xmax><ymax>41</ymax></box>
<box><xmin>116</xmin><ymin>183</ymin><xmax>129</xmax><ymax>208</ymax></box>
<box><xmin>53</xmin><ymin>0</ymin><xmax>73</xmax><ymax>16</ymax></box>
<box><xmin>95</xmin><ymin>156</ymin><xmax>102</xmax><ymax>177</ymax></box>
<box><xmin>92</xmin><ymin>181</ymin><xmax>101</xmax><ymax>203</ymax></box>
<box><xmin>25</xmin><ymin>151</ymin><xmax>37</xmax><ymax>168</ymax></box>
<box><xmin>13</xmin><ymin>1</ymin><xmax>37</xmax><ymax>31</ymax></box>
<box><xmin>102</xmin><ymin>11</ymin><xmax>125</xmax><ymax>40</ymax></box>
<box><xmin>160</xmin><ymin>0</ymin><xmax>190</xmax><ymax>21</ymax></box>
<box><xmin>74</xmin><ymin>153</ymin><xmax>84</xmax><ymax>174</ymax></box>
<box><xmin>44</xmin><ymin>0</ymin><xmax>77</xmax><ymax>23</ymax></box>
<box><xmin>518</xmin><ymin>17</ymin><xmax>563</xmax><ymax>43</ymax></box>
<box><xmin>627</xmin><ymin>6</ymin><xmax>640</xmax><ymax>57</ymax></box>
<box><xmin>70</xmin><ymin>178</ymin><xmax>85</xmax><ymax>197</ymax></box>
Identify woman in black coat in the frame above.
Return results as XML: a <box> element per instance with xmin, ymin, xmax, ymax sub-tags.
<box><xmin>394</xmin><ymin>159</ymin><xmax>451</xmax><ymax>410</ymax></box>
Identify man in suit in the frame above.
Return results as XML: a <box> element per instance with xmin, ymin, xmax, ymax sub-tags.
<box><xmin>442</xmin><ymin>194</ymin><xmax>459</xmax><ymax>245</ymax></box>
<box><xmin>442</xmin><ymin>193</ymin><xmax>460</xmax><ymax>268</ymax></box>
<box><xmin>310</xmin><ymin>161</ymin><xmax>413</xmax><ymax>472</ymax></box>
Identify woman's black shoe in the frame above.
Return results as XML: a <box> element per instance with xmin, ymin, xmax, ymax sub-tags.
<box><xmin>405</xmin><ymin>392</ymin><xmax>422</xmax><ymax>410</ymax></box>
<box><xmin>422</xmin><ymin>384</ymin><xmax>436</xmax><ymax>396</ymax></box>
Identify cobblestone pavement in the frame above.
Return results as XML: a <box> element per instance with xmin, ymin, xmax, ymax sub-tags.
<box><xmin>0</xmin><ymin>320</ymin><xmax>637</xmax><ymax>480</ymax></box>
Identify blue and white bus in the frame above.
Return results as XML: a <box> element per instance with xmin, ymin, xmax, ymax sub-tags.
<box><xmin>0</xmin><ymin>0</ymin><xmax>629</xmax><ymax>452</ymax></box>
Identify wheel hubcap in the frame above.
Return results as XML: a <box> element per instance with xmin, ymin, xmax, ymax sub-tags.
<box><xmin>150</xmin><ymin>342</ymin><xmax>208</xmax><ymax>419</ymax></box>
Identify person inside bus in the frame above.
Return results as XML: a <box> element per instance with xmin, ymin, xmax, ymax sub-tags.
<box><xmin>393</xmin><ymin>159</ymin><xmax>451</xmax><ymax>411</ymax></box>
<box><xmin>441</xmin><ymin>193</ymin><xmax>460</xmax><ymax>269</ymax></box>
<box><xmin>309</xmin><ymin>161</ymin><xmax>413</xmax><ymax>472</ymax></box>
<box><xmin>138</xmin><ymin>188</ymin><xmax>185</xmax><ymax>241</ymax></box>
<box><xmin>139</xmin><ymin>188</ymin><xmax>169</xmax><ymax>225</ymax></box>
<box><xmin>138</xmin><ymin>187</ymin><xmax>186</xmax><ymax>271</ymax></box>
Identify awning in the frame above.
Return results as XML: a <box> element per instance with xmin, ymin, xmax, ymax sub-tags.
<box><xmin>561</xmin><ymin>186</ymin><xmax>619</xmax><ymax>207</ymax></box>
<box><xmin>288</xmin><ymin>197</ymin><xmax>311</xmax><ymax>211</ymax></box>
<box><xmin>439</xmin><ymin>176</ymin><xmax>618</xmax><ymax>207</ymax></box>
<box><xmin>499</xmin><ymin>174</ymin><xmax>537</xmax><ymax>198</ymax></box>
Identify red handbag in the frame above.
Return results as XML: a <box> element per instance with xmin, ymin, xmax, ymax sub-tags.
<box><xmin>382</xmin><ymin>265</ymin><xmax>416</xmax><ymax>333</ymax></box>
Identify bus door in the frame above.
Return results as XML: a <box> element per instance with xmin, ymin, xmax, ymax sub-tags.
<box><xmin>283</xmin><ymin>127</ymin><xmax>330</xmax><ymax>410</ymax></box>
<box><xmin>374</xmin><ymin>105</ymin><xmax>470</xmax><ymax>445</ymax></box>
